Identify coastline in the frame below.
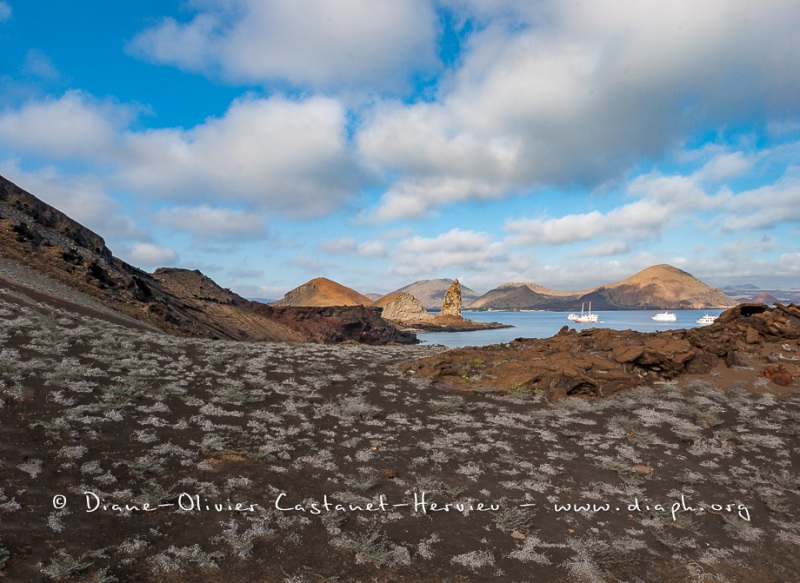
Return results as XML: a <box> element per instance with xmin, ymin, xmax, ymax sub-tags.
<box><xmin>394</xmin><ymin>316</ymin><xmax>512</xmax><ymax>333</ymax></box>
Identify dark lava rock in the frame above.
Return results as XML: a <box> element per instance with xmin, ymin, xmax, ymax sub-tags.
<box><xmin>406</xmin><ymin>303</ymin><xmax>800</xmax><ymax>399</ymax></box>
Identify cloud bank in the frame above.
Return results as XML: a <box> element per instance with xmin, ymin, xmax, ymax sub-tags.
<box><xmin>129</xmin><ymin>0</ymin><xmax>440</xmax><ymax>93</ymax></box>
<box><xmin>359</xmin><ymin>0</ymin><xmax>800</xmax><ymax>219</ymax></box>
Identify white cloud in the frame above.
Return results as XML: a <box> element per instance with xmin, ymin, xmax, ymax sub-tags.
<box><xmin>129</xmin><ymin>0</ymin><xmax>440</xmax><ymax>93</ymax></box>
<box><xmin>156</xmin><ymin>205</ymin><xmax>266</xmax><ymax>237</ymax></box>
<box><xmin>359</xmin><ymin>0</ymin><xmax>800</xmax><ymax>219</ymax></box>
<box><xmin>658</xmin><ymin>244</ymin><xmax>799</xmax><ymax>290</ymax></box>
<box><xmin>290</xmin><ymin>253</ymin><xmax>333</xmax><ymax>273</ymax></box>
<box><xmin>694</xmin><ymin>152</ymin><xmax>754</xmax><ymax>183</ymax></box>
<box><xmin>506</xmin><ymin>168</ymin><xmax>726</xmax><ymax>246</ymax></box>
<box><xmin>506</xmin><ymin>210</ymin><xmax>603</xmax><ymax>246</ymax></box>
<box><xmin>120</xmin><ymin>95</ymin><xmax>363</xmax><ymax>216</ymax></box>
<box><xmin>719</xmin><ymin>236</ymin><xmax>775</xmax><ymax>258</ymax></box>
<box><xmin>778</xmin><ymin>252</ymin><xmax>800</xmax><ymax>275</ymax></box>
<box><xmin>129</xmin><ymin>12</ymin><xmax>217</xmax><ymax>71</ymax></box>
<box><xmin>124</xmin><ymin>243</ymin><xmax>178</xmax><ymax>268</ymax></box>
<box><xmin>390</xmin><ymin>228</ymin><xmax>506</xmax><ymax>276</ymax></box>
<box><xmin>0</xmin><ymin>91</ymin><xmax>129</xmax><ymax>158</ymax></box>
<box><xmin>0</xmin><ymin>2</ymin><xmax>10</xmax><ymax>22</ymax></box>
<box><xmin>320</xmin><ymin>237</ymin><xmax>358</xmax><ymax>254</ymax></box>
<box><xmin>356</xmin><ymin>241</ymin><xmax>386</xmax><ymax>258</ymax></box>
<box><xmin>575</xmin><ymin>241</ymin><xmax>631</xmax><ymax>258</ymax></box>
<box><xmin>0</xmin><ymin>92</ymin><xmax>364</xmax><ymax>217</ymax></box>
<box><xmin>320</xmin><ymin>236</ymin><xmax>385</xmax><ymax>258</ymax></box>
<box><xmin>367</xmin><ymin>176</ymin><xmax>510</xmax><ymax>221</ymax></box>
<box><xmin>506</xmin><ymin>197</ymin><xmax>683</xmax><ymax>247</ymax></box>
<box><xmin>719</xmin><ymin>175</ymin><xmax>800</xmax><ymax>232</ymax></box>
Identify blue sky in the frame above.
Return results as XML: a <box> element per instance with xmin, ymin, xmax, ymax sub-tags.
<box><xmin>1</xmin><ymin>1</ymin><xmax>799</xmax><ymax>298</ymax></box>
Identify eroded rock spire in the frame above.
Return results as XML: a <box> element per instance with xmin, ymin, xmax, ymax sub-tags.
<box><xmin>440</xmin><ymin>279</ymin><xmax>463</xmax><ymax>318</ymax></box>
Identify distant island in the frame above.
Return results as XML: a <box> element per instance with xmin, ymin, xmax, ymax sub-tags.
<box><xmin>464</xmin><ymin>264</ymin><xmax>737</xmax><ymax>311</ymax></box>
<box><xmin>276</xmin><ymin>277</ymin><xmax>509</xmax><ymax>332</ymax></box>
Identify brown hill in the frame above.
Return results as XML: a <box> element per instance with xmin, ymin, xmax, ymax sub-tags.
<box><xmin>0</xmin><ymin>174</ymin><xmax>414</xmax><ymax>344</ymax></box>
<box><xmin>747</xmin><ymin>292</ymin><xmax>780</xmax><ymax>304</ymax></box>
<box><xmin>468</xmin><ymin>283</ymin><xmax>574</xmax><ymax>310</ymax></box>
<box><xmin>272</xmin><ymin>277</ymin><xmax>374</xmax><ymax>307</ymax></box>
<box><xmin>602</xmin><ymin>264</ymin><xmax>737</xmax><ymax>309</ymax></box>
<box><xmin>394</xmin><ymin>279</ymin><xmax>481</xmax><ymax>309</ymax></box>
<box><xmin>470</xmin><ymin>265</ymin><xmax>736</xmax><ymax>310</ymax></box>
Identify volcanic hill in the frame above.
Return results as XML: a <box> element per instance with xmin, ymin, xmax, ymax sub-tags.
<box><xmin>601</xmin><ymin>264</ymin><xmax>737</xmax><ymax>308</ymax></box>
<box><xmin>271</xmin><ymin>277</ymin><xmax>373</xmax><ymax>307</ymax></box>
<box><xmin>0</xmin><ymin>175</ymin><xmax>413</xmax><ymax>344</ymax></box>
<box><xmin>470</xmin><ymin>264</ymin><xmax>736</xmax><ymax>310</ymax></box>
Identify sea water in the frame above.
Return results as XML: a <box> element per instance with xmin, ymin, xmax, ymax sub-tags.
<box><xmin>416</xmin><ymin>309</ymin><xmax>727</xmax><ymax>348</ymax></box>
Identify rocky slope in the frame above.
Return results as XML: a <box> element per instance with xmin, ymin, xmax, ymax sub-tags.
<box><xmin>0</xmin><ymin>175</ymin><xmax>414</xmax><ymax>344</ymax></box>
<box><xmin>394</xmin><ymin>278</ymin><xmax>481</xmax><ymax>309</ymax></box>
<box><xmin>470</xmin><ymin>264</ymin><xmax>736</xmax><ymax>310</ymax></box>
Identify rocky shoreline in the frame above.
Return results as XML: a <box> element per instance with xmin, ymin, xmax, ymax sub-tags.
<box><xmin>405</xmin><ymin>303</ymin><xmax>800</xmax><ymax>401</ymax></box>
<box><xmin>396</xmin><ymin>316</ymin><xmax>512</xmax><ymax>333</ymax></box>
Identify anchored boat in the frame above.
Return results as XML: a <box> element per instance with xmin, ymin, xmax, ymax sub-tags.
<box><xmin>573</xmin><ymin>302</ymin><xmax>599</xmax><ymax>324</ymax></box>
<box><xmin>651</xmin><ymin>311</ymin><xmax>677</xmax><ymax>322</ymax></box>
<box><xmin>696</xmin><ymin>313</ymin><xmax>717</xmax><ymax>325</ymax></box>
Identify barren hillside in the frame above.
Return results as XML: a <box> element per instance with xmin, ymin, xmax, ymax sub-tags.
<box><xmin>0</xmin><ymin>175</ymin><xmax>412</xmax><ymax>344</ymax></box>
<box><xmin>272</xmin><ymin>277</ymin><xmax>374</xmax><ymax>307</ymax></box>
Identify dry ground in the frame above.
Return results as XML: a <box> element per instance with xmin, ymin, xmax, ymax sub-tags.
<box><xmin>1</xmin><ymin>283</ymin><xmax>799</xmax><ymax>582</ymax></box>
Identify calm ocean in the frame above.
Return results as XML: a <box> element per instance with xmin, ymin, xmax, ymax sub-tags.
<box><xmin>416</xmin><ymin>309</ymin><xmax>727</xmax><ymax>348</ymax></box>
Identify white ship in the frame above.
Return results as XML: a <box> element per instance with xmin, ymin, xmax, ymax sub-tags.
<box><xmin>651</xmin><ymin>311</ymin><xmax>677</xmax><ymax>322</ymax></box>
<box><xmin>573</xmin><ymin>302</ymin><xmax>599</xmax><ymax>324</ymax></box>
<box><xmin>696</xmin><ymin>313</ymin><xmax>717</xmax><ymax>325</ymax></box>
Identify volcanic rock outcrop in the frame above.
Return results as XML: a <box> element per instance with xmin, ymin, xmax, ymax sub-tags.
<box><xmin>373</xmin><ymin>292</ymin><xmax>435</xmax><ymax>325</ymax></box>
<box><xmin>439</xmin><ymin>279</ymin><xmax>463</xmax><ymax>318</ymax></box>
<box><xmin>375</xmin><ymin>281</ymin><xmax>509</xmax><ymax>333</ymax></box>
<box><xmin>394</xmin><ymin>278</ymin><xmax>481</xmax><ymax>309</ymax></box>
<box><xmin>405</xmin><ymin>303</ymin><xmax>800</xmax><ymax>400</ymax></box>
